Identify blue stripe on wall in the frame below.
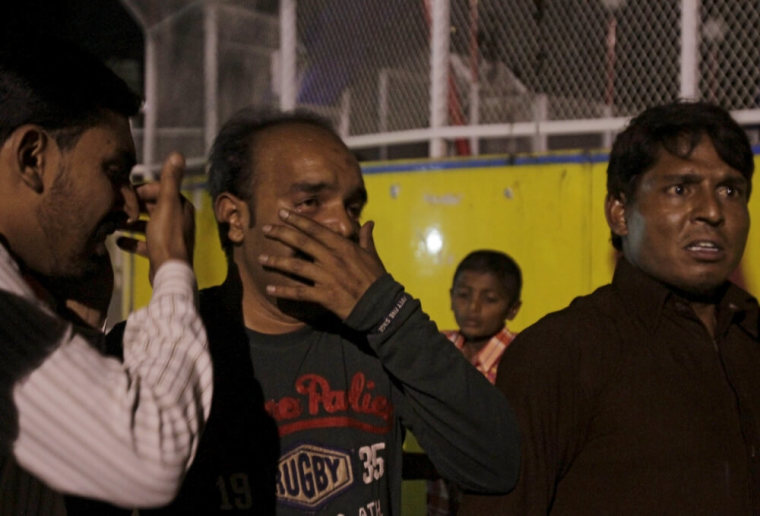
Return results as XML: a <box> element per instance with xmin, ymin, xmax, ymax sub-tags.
<box><xmin>360</xmin><ymin>152</ymin><xmax>611</xmax><ymax>175</ymax></box>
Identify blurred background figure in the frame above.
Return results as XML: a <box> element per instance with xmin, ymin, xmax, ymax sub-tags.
<box><xmin>428</xmin><ymin>249</ymin><xmax>522</xmax><ymax>515</ymax></box>
<box><xmin>445</xmin><ymin>250</ymin><xmax>522</xmax><ymax>381</ymax></box>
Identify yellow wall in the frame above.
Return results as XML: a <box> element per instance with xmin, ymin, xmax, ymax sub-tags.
<box><xmin>360</xmin><ymin>156</ymin><xmax>614</xmax><ymax>332</ymax></box>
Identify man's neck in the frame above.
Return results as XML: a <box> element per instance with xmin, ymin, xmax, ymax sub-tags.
<box><xmin>241</xmin><ymin>285</ymin><xmax>308</xmax><ymax>334</ymax></box>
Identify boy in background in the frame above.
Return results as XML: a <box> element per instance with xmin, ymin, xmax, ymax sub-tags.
<box><xmin>429</xmin><ymin>249</ymin><xmax>522</xmax><ymax>514</ymax></box>
<box><xmin>444</xmin><ymin>250</ymin><xmax>522</xmax><ymax>382</ymax></box>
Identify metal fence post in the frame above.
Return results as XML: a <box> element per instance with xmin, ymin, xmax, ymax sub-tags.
<box><xmin>204</xmin><ymin>1</ymin><xmax>219</xmax><ymax>154</ymax></box>
<box><xmin>680</xmin><ymin>0</ymin><xmax>700</xmax><ymax>100</ymax></box>
<box><xmin>533</xmin><ymin>93</ymin><xmax>548</xmax><ymax>152</ymax></box>
<box><xmin>279</xmin><ymin>0</ymin><xmax>297</xmax><ymax>111</ymax></box>
<box><xmin>429</xmin><ymin>0</ymin><xmax>450</xmax><ymax>158</ymax></box>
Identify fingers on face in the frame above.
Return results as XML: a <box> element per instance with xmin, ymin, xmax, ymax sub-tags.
<box><xmin>265</xmin><ymin>283</ymin><xmax>320</xmax><ymax>304</ymax></box>
<box><xmin>258</xmin><ymin>253</ymin><xmax>326</xmax><ymax>284</ymax></box>
<box><xmin>278</xmin><ymin>209</ymin><xmax>345</xmax><ymax>245</ymax></box>
<box><xmin>262</xmin><ymin>221</ymin><xmax>324</xmax><ymax>260</ymax></box>
<box><xmin>119</xmin><ymin>219</ymin><xmax>147</xmax><ymax>234</ymax></box>
<box><xmin>259</xmin><ymin>251</ymin><xmax>330</xmax><ymax>305</ymax></box>
<box><xmin>115</xmin><ymin>236</ymin><xmax>148</xmax><ymax>257</ymax></box>
<box><xmin>264</xmin><ymin>208</ymin><xmax>356</xmax><ymax>255</ymax></box>
<box><xmin>259</xmin><ymin>213</ymin><xmax>339</xmax><ymax>299</ymax></box>
<box><xmin>358</xmin><ymin>220</ymin><xmax>376</xmax><ymax>252</ymax></box>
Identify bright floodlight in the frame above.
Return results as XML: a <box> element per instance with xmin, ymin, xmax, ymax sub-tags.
<box><xmin>425</xmin><ymin>229</ymin><xmax>443</xmax><ymax>254</ymax></box>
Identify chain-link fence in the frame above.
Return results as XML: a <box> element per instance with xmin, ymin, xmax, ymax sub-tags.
<box><xmin>123</xmin><ymin>0</ymin><xmax>279</xmax><ymax>176</ymax></box>
<box><xmin>295</xmin><ymin>0</ymin><xmax>760</xmax><ymax>156</ymax></box>
<box><xmin>123</xmin><ymin>0</ymin><xmax>760</xmax><ymax>167</ymax></box>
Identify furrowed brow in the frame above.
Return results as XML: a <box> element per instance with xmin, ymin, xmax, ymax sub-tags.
<box><xmin>719</xmin><ymin>171</ymin><xmax>748</xmax><ymax>183</ymax></box>
<box><xmin>720</xmin><ymin>175</ymin><xmax>749</xmax><ymax>189</ymax></box>
<box><xmin>289</xmin><ymin>181</ymin><xmax>331</xmax><ymax>194</ymax></box>
<box><xmin>660</xmin><ymin>172</ymin><xmax>702</xmax><ymax>184</ymax></box>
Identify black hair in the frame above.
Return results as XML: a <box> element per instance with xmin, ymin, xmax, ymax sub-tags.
<box><xmin>452</xmin><ymin>250</ymin><xmax>522</xmax><ymax>304</ymax></box>
<box><xmin>607</xmin><ymin>100</ymin><xmax>754</xmax><ymax>250</ymax></box>
<box><xmin>0</xmin><ymin>33</ymin><xmax>141</xmax><ymax>149</ymax></box>
<box><xmin>207</xmin><ymin>107</ymin><xmax>342</xmax><ymax>256</ymax></box>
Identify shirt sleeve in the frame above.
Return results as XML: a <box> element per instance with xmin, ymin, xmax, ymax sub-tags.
<box><xmin>7</xmin><ymin>260</ymin><xmax>213</xmax><ymax>508</ymax></box>
<box><xmin>344</xmin><ymin>274</ymin><xmax>521</xmax><ymax>494</ymax></box>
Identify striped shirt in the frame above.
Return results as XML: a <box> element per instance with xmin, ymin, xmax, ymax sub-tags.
<box><xmin>0</xmin><ymin>242</ymin><xmax>212</xmax><ymax>513</ymax></box>
<box><xmin>444</xmin><ymin>327</ymin><xmax>516</xmax><ymax>383</ymax></box>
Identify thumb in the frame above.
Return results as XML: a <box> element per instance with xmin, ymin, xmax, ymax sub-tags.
<box><xmin>359</xmin><ymin>220</ymin><xmax>378</xmax><ymax>255</ymax></box>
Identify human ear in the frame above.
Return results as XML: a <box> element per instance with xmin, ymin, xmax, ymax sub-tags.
<box><xmin>507</xmin><ymin>300</ymin><xmax>522</xmax><ymax>321</ymax></box>
<box><xmin>14</xmin><ymin>126</ymin><xmax>49</xmax><ymax>193</ymax></box>
<box><xmin>214</xmin><ymin>193</ymin><xmax>249</xmax><ymax>244</ymax></box>
<box><xmin>605</xmin><ymin>193</ymin><xmax>628</xmax><ymax>239</ymax></box>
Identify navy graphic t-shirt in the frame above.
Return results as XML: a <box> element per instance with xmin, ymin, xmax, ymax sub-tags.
<box><xmin>248</xmin><ymin>325</ymin><xmax>400</xmax><ymax>516</ymax></box>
